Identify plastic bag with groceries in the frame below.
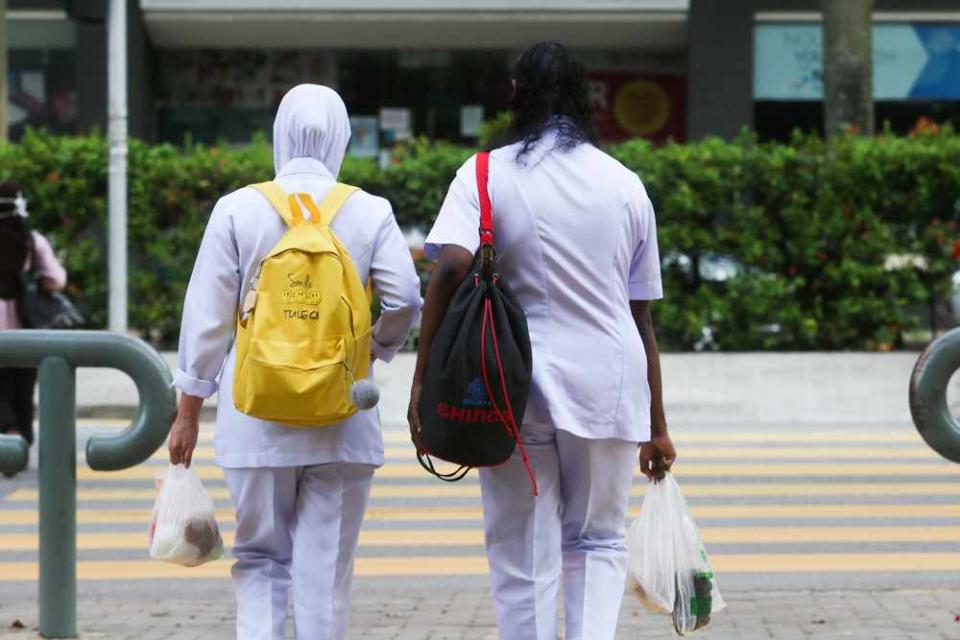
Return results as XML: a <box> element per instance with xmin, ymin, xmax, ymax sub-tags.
<box><xmin>627</xmin><ymin>472</ymin><xmax>726</xmax><ymax>635</ymax></box>
<box><xmin>148</xmin><ymin>463</ymin><xmax>224</xmax><ymax>567</ymax></box>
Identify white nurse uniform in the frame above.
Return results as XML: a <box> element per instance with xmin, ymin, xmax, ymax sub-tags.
<box><xmin>174</xmin><ymin>85</ymin><xmax>422</xmax><ymax>640</ymax></box>
<box><xmin>425</xmin><ymin>126</ymin><xmax>662</xmax><ymax>640</ymax></box>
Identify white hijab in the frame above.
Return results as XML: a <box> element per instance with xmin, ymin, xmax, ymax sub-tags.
<box><xmin>272</xmin><ymin>84</ymin><xmax>351</xmax><ymax>177</ymax></box>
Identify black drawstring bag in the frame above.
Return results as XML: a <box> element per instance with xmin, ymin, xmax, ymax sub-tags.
<box><xmin>417</xmin><ymin>151</ymin><xmax>537</xmax><ymax>494</ymax></box>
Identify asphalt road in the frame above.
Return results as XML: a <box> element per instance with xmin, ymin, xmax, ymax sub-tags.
<box><xmin>2</xmin><ymin>415</ymin><xmax>958</xmax><ymax>591</ymax></box>
<box><xmin>1</xmin><ymin>353</ymin><xmax>959</xmax><ymax>638</ymax></box>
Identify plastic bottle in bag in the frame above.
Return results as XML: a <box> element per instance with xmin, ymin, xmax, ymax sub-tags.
<box><xmin>626</xmin><ymin>473</ymin><xmax>725</xmax><ymax>635</ymax></box>
<box><xmin>148</xmin><ymin>464</ymin><xmax>224</xmax><ymax>567</ymax></box>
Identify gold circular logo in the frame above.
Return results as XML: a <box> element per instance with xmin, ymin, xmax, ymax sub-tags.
<box><xmin>614</xmin><ymin>80</ymin><xmax>671</xmax><ymax>137</ymax></box>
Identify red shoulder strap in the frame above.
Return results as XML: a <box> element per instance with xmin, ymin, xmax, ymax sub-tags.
<box><xmin>476</xmin><ymin>151</ymin><xmax>494</xmax><ymax>247</ymax></box>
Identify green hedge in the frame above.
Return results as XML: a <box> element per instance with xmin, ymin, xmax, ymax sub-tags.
<box><xmin>2</xmin><ymin>129</ymin><xmax>957</xmax><ymax>350</ymax></box>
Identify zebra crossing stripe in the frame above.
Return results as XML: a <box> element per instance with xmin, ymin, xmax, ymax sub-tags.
<box><xmin>1</xmin><ymin>526</ymin><xmax>959</xmax><ymax>552</ymax></box>
<box><xmin>3</xmin><ymin>503</ymin><xmax>960</xmax><ymax>527</ymax></box>
<box><xmin>1</xmin><ymin>552</ymin><xmax>959</xmax><ymax>581</ymax></box>
<box><xmin>8</xmin><ymin>481</ymin><xmax>960</xmax><ymax>503</ymax></box>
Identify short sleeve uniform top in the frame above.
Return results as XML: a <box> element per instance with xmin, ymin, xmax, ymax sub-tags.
<box><xmin>425</xmin><ymin>132</ymin><xmax>662</xmax><ymax>443</ymax></box>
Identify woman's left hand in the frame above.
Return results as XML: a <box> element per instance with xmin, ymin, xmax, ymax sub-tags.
<box><xmin>639</xmin><ymin>431</ymin><xmax>676</xmax><ymax>482</ymax></box>
<box><xmin>407</xmin><ymin>383</ymin><xmax>426</xmax><ymax>453</ymax></box>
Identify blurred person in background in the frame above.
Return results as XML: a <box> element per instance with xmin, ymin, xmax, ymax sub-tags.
<box><xmin>0</xmin><ymin>181</ymin><xmax>68</xmax><ymax>464</ymax></box>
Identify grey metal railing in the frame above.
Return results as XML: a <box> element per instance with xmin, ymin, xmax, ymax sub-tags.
<box><xmin>0</xmin><ymin>331</ymin><xmax>175</xmax><ymax>638</ymax></box>
<box><xmin>910</xmin><ymin>327</ymin><xmax>960</xmax><ymax>464</ymax></box>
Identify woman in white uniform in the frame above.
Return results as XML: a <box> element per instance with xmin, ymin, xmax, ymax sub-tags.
<box><xmin>168</xmin><ymin>84</ymin><xmax>422</xmax><ymax>640</ymax></box>
<box><xmin>409</xmin><ymin>43</ymin><xmax>677</xmax><ymax>640</ymax></box>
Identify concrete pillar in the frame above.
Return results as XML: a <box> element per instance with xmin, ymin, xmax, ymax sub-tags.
<box><xmin>0</xmin><ymin>0</ymin><xmax>8</xmax><ymax>143</ymax></box>
<box><xmin>127</xmin><ymin>0</ymin><xmax>154</xmax><ymax>140</ymax></box>
<box><xmin>73</xmin><ymin>1</ymin><xmax>108</xmax><ymax>133</ymax></box>
<box><xmin>686</xmin><ymin>0</ymin><xmax>755</xmax><ymax>140</ymax></box>
<box><xmin>823</xmin><ymin>0</ymin><xmax>874</xmax><ymax>137</ymax></box>
<box><xmin>71</xmin><ymin>0</ymin><xmax>151</xmax><ymax>140</ymax></box>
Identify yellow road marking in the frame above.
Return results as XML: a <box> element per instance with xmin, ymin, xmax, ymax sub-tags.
<box><xmin>702</xmin><ymin>526</ymin><xmax>960</xmax><ymax>543</ymax></box>
<box><xmin>346</xmin><ymin>504</ymin><xmax>960</xmax><ymax>521</ymax></box>
<box><xmin>0</xmin><ymin>509</ymin><xmax>234</xmax><ymax>526</ymax></box>
<box><xmin>1</xmin><ymin>552</ymin><xmax>959</xmax><ymax>581</ymax></box>
<box><xmin>0</xmin><ymin>560</ymin><xmax>233</xmax><ymax>581</ymax></box>
<box><xmin>641</xmin><ymin>447</ymin><xmax>938</xmax><ymax>460</ymax></box>
<box><xmin>710</xmin><ymin>552</ymin><xmax>960</xmax><ymax>573</ymax></box>
<box><xmin>75</xmin><ymin>462</ymin><xmax>959</xmax><ymax>482</ymax></box>
<box><xmin>647</xmin><ymin>482</ymin><xmax>960</xmax><ymax>497</ymax></box>
<box><xmin>76</xmin><ymin>421</ymin><xmax>922</xmax><ymax>445</ymax></box>
<box><xmin>4</xmin><ymin>503</ymin><xmax>959</xmax><ymax>527</ymax></box>
<box><xmin>388</xmin><ymin>431</ymin><xmax>925</xmax><ymax>444</ymax></box>
<box><xmin>3</xmin><ymin>526</ymin><xmax>960</xmax><ymax>552</ymax></box>
<box><xmin>145</xmin><ymin>446</ymin><xmax>942</xmax><ymax>463</ymax></box>
<box><xmin>9</xmin><ymin>481</ymin><xmax>960</xmax><ymax>505</ymax></box>
<box><xmin>9</xmin><ymin>421</ymin><xmax>946</xmax><ymax>584</ymax></box>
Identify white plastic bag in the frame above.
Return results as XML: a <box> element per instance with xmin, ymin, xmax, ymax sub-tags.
<box><xmin>627</xmin><ymin>473</ymin><xmax>725</xmax><ymax>635</ymax></box>
<box><xmin>148</xmin><ymin>464</ymin><xmax>224</xmax><ymax>567</ymax></box>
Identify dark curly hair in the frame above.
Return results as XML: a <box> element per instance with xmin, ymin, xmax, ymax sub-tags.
<box><xmin>490</xmin><ymin>42</ymin><xmax>597</xmax><ymax>160</ymax></box>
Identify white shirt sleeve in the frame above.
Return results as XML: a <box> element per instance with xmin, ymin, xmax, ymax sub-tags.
<box><xmin>369</xmin><ymin>210</ymin><xmax>423</xmax><ymax>363</ymax></box>
<box><xmin>173</xmin><ymin>198</ymin><xmax>241</xmax><ymax>398</ymax></box>
<box><xmin>424</xmin><ymin>156</ymin><xmax>481</xmax><ymax>261</ymax></box>
<box><xmin>628</xmin><ymin>185</ymin><xmax>664</xmax><ymax>301</ymax></box>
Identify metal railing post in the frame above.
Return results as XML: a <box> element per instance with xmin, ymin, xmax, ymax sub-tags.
<box><xmin>910</xmin><ymin>327</ymin><xmax>960</xmax><ymax>464</ymax></box>
<box><xmin>0</xmin><ymin>331</ymin><xmax>175</xmax><ymax>638</ymax></box>
<box><xmin>38</xmin><ymin>357</ymin><xmax>77</xmax><ymax>638</ymax></box>
<box><xmin>0</xmin><ymin>433</ymin><xmax>28</xmax><ymax>473</ymax></box>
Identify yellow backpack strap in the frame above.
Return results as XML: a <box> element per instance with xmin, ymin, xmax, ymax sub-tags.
<box><xmin>250</xmin><ymin>181</ymin><xmax>303</xmax><ymax>227</ymax></box>
<box><xmin>293</xmin><ymin>192</ymin><xmax>323</xmax><ymax>223</ymax></box>
<box><xmin>315</xmin><ymin>183</ymin><xmax>359</xmax><ymax>226</ymax></box>
<box><xmin>293</xmin><ymin>185</ymin><xmax>371</xmax><ymax>301</ymax></box>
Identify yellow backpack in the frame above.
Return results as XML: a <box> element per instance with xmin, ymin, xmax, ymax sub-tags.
<box><xmin>232</xmin><ymin>181</ymin><xmax>372</xmax><ymax>427</ymax></box>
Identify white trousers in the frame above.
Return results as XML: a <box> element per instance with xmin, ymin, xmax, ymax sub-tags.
<box><xmin>479</xmin><ymin>428</ymin><xmax>637</xmax><ymax>640</ymax></box>
<box><xmin>224</xmin><ymin>463</ymin><xmax>375</xmax><ymax>640</ymax></box>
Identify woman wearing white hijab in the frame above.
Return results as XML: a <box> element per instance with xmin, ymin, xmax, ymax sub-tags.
<box><xmin>168</xmin><ymin>84</ymin><xmax>422</xmax><ymax>639</ymax></box>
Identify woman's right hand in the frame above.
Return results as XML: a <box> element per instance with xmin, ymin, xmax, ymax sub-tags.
<box><xmin>639</xmin><ymin>431</ymin><xmax>676</xmax><ymax>482</ymax></box>
<box><xmin>168</xmin><ymin>413</ymin><xmax>199</xmax><ymax>468</ymax></box>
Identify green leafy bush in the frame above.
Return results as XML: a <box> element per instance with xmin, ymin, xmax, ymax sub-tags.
<box><xmin>2</xmin><ymin>129</ymin><xmax>957</xmax><ymax>350</ymax></box>
<box><xmin>608</xmin><ymin>131</ymin><xmax>956</xmax><ymax>350</ymax></box>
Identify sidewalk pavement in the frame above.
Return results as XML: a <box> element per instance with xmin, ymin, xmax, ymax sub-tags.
<box><xmin>2</xmin><ymin>581</ymin><xmax>958</xmax><ymax>640</ymax></box>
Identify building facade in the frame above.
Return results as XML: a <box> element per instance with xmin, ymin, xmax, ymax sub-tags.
<box><xmin>8</xmin><ymin>0</ymin><xmax>960</xmax><ymax>146</ymax></box>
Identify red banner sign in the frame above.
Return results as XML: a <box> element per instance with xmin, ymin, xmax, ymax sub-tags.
<box><xmin>588</xmin><ymin>72</ymin><xmax>686</xmax><ymax>144</ymax></box>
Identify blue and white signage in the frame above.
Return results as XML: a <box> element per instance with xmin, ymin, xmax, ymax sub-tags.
<box><xmin>754</xmin><ymin>23</ymin><xmax>960</xmax><ymax>101</ymax></box>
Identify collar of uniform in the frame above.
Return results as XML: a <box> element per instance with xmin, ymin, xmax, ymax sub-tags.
<box><xmin>517</xmin><ymin>127</ymin><xmax>561</xmax><ymax>168</ymax></box>
<box><xmin>275</xmin><ymin>157</ymin><xmax>334</xmax><ymax>180</ymax></box>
